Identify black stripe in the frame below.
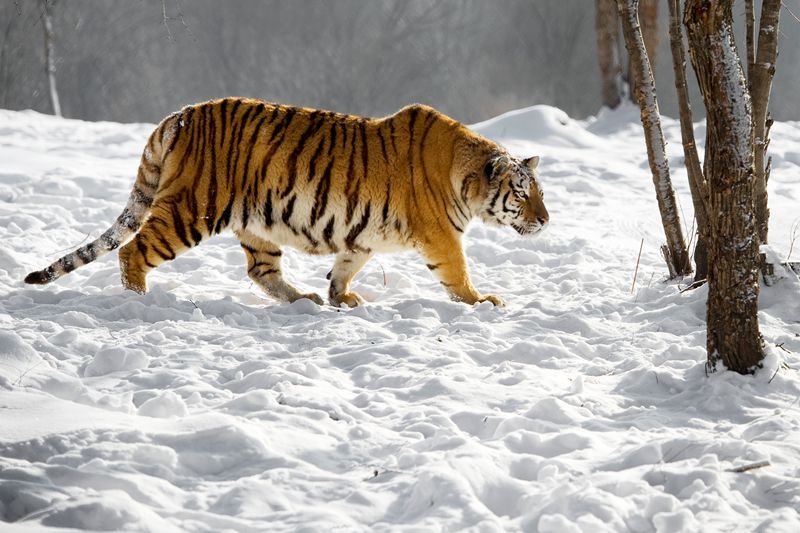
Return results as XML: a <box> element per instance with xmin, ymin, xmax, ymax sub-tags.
<box><xmin>445</xmin><ymin>211</ymin><xmax>464</xmax><ymax>233</ymax></box>
<box><xmin>76</xmin><ymin>244</ymin><xmax>96</xmax><ymax>264</ymax></box>
<box><xmin>381</xmin><ymin>189</ymin><xmax>391</xmax><ymax>224</ymax></box>
<box><xmin>240</xmin><ymin>103</ymin><xmax>269</xmax><ymax>193</ymax></box>
<box><xmin>265</xmin><ymin>249</ymin><xmax>282</xmax><ymax>257</ymax></box>
<box><xmin>377</xmin><ymin>126</ymin><xmax>389</xmax><ymax>164</ymax></box>
<box><xmin>62</xmin><ymin>255</ymin><xmax>76</xmax><ymax>273</ymax></box>
<box><xmin>343</xmin><ymin>122</ymin><xmax>358</xmax><ymax>224</ymax></box>
<box><xmin>186</xmin><ymin>105</ymin><xmax>207</xmax><ymax>241</ymax></box>
<box><xmin>152</xmin><ymin>241</ymin><xmax>176</xmax><ymax>261</ymax></box>
<box><xmin>407</xmin><ymin>107</ymin><xmax>418</xmax><ymax>211</ymax></box>
<box><xmin>426</xmin><ymin>263</ymin><xmax>439</xmax><ymax>270</ymax></box>
<box><xmin>327</xmin><ymin>121</ymin><xmax>338</xmax><ymax>156</ymax></box>
<box><xmin>257</xmin><ymin>108</ymin><xmax>297</xmax><ymax>186</ymax></box>
<box><xmin>100</xmin><ymin>230</ymin><xmax>120</xmax><ymax>250</ymax></box>
<box><xmin>310</xmin><ymin>155</ymin><xmax>334</xmax><ymax>226</ymax></box>
<box><xmin>282</xmin><ymin>195</ymin><xmax>296</xmax><ymax>226</ymax></box>
<box><xmin>136</xmin><ymin>239</ymin><xmax>157</xmax><ymax>269</ymax></box>
<box><xmin>264</xmin><ymin>189</ymin><xmax>274</xmax><ymax>227</ymax></box>
<box><xmin>161</xmin><ymin>110</ymin><xmax>196</xmax><ymax>192</ymax></box>
<box><xmin>215</xmin><ymin>196</ymin><xmax>234</xmax><ymax>234</ymax></box>
<box><xmin>170</xmin><ymin>200</ymin><xmax>193</xmax><ymax>249</ymax></box>
<box><xmin>241</xmin><ymin>243</ymin><xmax>258</xmax><ymax>255</ymax></box>
<box><xmin>227</xmin><ymin>102</ymin><xmax>252</xmax><ymax>191</ymax></box>
<box><xmin>323</xmin><ymin>216</ymin><xmax>336</xmax><ymax>249</ymax></box>
<box><xmin>389</xmin><ymin>119</ymin><xmax>396</xmax><ymax>156</ymax></box>
<box><xmin>301</xmin><ymin>227</ymin><xmax>319</xmax><ymax>248</ymax></box>
<box><xmin>360</xmin><ymin>120</ymin><xmax>369</xmax><ymax>183</ymax></box>
<box><xmin>345</xmin><ymin>202</ymin><xmax>371</xmax><ymax>251</ymax></box>
<box><xmin>241</xmin><ymin>201</ymin><xmax>250</xmax><ymax>229</ymax></box>
<box><xmin>281</xmin><ymin>111</ymin><xmax>323</xmax><ymax>198</ymax></box>
<box><xmin>205</xmin><ymin>104</ymin><xmax>221</xmax><ymax>233</ymax></box>
<box><xmin>305</xmin><ymin>122</ymin><xmax>330</xmax><ymax>183</ymax></box>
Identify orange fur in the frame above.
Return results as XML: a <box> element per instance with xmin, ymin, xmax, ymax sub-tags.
<box><xmin>25</xmin><ymin>98</ymin><xmax>549</xmax><ymax>306</ymax></box>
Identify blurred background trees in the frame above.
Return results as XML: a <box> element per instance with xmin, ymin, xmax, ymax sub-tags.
<box><xmin>2</xmin><ymin>0</ymin><xmax>799</xmax><ymax>125</ymax></box>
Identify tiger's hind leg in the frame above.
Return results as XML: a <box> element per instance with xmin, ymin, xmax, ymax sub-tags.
<box><xmin>328</xmin><ymin>251</ymin><xmax>372</xmax><ymax>307</ymax></box>
<box><xmin>118</xmin><ymin>195</ymin><xmax>203</xmax><ymax>293</ymax></box>
<box><xmin>236</xmin><ymin>230</ymin><xmax>323</xmax><ymax>305</ymax></box>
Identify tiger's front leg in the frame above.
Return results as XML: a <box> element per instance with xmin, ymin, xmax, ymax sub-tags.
<box><xmin>328</xmin><ymin>251</ymin><xmax>372</xmax><ymax>307</ymax></box>
<box><xmin>236</xmin><ymin>230</ymin><xmax>323</xmax><ymax>305</ymax></box>
<box><xmin>419</xmin><ymin>238</ymin><xmax>505</xmax><ymax>307</ymax></box>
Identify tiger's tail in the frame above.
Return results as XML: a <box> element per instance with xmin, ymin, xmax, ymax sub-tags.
<box><xmin>24</xmin><ymin>114</ymin><xmax>180</xmax><ymax>286</ymax></box>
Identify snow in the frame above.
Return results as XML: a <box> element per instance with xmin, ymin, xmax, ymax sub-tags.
<box><xmin>1</xmin><ymin>104</ymin><xmax>800</xmax><ymax>531</ymax></box>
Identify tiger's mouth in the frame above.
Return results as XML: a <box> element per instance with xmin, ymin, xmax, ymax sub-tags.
<box><xmin>511</xmin><ymin>222</ymin><xmax>546</xmax><ymax>236</ymax></box>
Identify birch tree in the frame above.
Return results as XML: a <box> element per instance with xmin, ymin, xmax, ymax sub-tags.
<box><xmin>617</xmin><ymin>0</ymin><xmax>692</xmax><ymax>277</ymax></box>
<box><xmin>684</xmin><ymin>0</ymin><xmax>764</xmax><ymax>373</ymax></box>
<box><xmin>666</xmin><ymin>0</ymin><xmax>708</xmax><ymax>281</ymax></box>
<box><xmin>41</xmin><ymin>0</ymin><xmax>61</xmax><ymax>117</ymax></box>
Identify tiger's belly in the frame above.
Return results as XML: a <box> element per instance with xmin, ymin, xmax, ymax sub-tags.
<box><xmin>235</xmin><ymin>193</ymin><xmax>411</xmax><ymax>256</ymax></box>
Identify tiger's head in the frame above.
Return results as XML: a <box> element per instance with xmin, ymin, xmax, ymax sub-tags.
<box><xmin>480</xmin><ymin>154</ymin><xmax>549</xmax><ymax>236</ymax></box>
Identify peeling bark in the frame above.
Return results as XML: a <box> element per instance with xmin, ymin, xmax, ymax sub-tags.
<box><xmin>617</xmin><ymin>0</ymin><xmax>692</xmax><ymax>278</ymax></box>
<box><xmin>667</xmin><ymin>0</ymin><xmax>708</xmax><ymax>281</ymax></box>
<box><xmin>684</xmin><ymin>0</ymin><xmax>764</xmax><ymax>374</ymax></box>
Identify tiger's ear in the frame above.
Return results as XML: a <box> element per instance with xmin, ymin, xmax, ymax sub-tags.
<box><xmin>523</xmin><ymin>156</ymin><xmax>540</xmax><ymax>172</ymax></box>
<box><xmin>483</xmin><ymin>156</ymin><xmax>500</xmax><ymax>183</ymax></box>
<box><xmin>483</xmin><ymin>154</ymin><xmax>510</xmax><ymax>182</ymax></box>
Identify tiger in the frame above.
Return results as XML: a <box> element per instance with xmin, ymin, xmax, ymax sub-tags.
<box><xmin>25</xmin><ymin>98</ymin><xmax>549</xmax><ymax>307</ymax></box>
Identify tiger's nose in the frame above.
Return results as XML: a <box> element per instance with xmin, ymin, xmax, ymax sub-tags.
<box><xmin>537</xmin><ymin>215</ymin><xmax>548</xmax><ymax>225</ymax></box>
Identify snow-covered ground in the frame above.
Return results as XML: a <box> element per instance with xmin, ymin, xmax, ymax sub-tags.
<box><xmin>1</xmin><ymin>103</ymin><xmax>799</xmax><ymax>532</ymax></box>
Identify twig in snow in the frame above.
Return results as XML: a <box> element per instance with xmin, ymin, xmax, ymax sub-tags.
<box><xmin>726</xmin><ymin>461</ymin><xmax>770</xmax><ymax>473</ymax></box>
<box><xmin>679</xmin><ymin>279</ymin><xmax>707</xmax><ymax>293</ymax></box>
<box><xmin>53</xmin><ymin>232</ymin><xmax>90</xmax><ymax>255</ymax></box>
<box><xmin>631</xmin><ymin>238</ymin><xmax>644</xmax><ymax>294</ymax></box>
<box><xmin>786</xmin><ymin>218</ymin><xmax>800</xmax><ymax>262</ymax></box>
<box><xmin>782</xmin><ymin>1</ymin><xmax>800</xmax><ymax>26</ymax></box>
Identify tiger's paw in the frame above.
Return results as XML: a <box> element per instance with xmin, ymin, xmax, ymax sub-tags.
<box><xmin>330</xmin><ymin>291</ymin><xmax>366</xmax><ymax>308</ymax></box>
<box><xmin>121</xmin><ymin>272</ymin><xmax>147</xmax><ymax>294</ymax></box>
<box><xmin>477</xmin><ymin>294</ymin><xmax>505</xmax><ymax>307</ymax></box>
<box><xmin>293</xmin><ymin>292</ymin><xmax>324</xmax><ymax>306</ymax></box>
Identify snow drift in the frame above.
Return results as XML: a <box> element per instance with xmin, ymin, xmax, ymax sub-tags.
<box><xmin>1</xmin><ymin>104</ymin><xmax>799</xmax><ymax>531</ymax></box>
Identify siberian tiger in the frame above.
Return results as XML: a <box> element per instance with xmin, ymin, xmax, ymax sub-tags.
<box><xmin>25</xmin><ymin>98</ymin><xmax>549</xmax><ymax>307</ymax></box>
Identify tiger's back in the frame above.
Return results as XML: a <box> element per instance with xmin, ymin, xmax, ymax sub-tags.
<box><xmin>25</xmin><ymin>98</ymin><xmax>549</xmax><ymax>307</ymax></box>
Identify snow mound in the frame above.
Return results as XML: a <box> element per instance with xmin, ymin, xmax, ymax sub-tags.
<box><xmin>1</xmin><ymin>107</ymin><xmax>799</xmax><ymax>531</ymax></box>
<box><xmin>471</xmin><ymin>105</ymin><xmax>603</xmax><ymax>148</ymax></box>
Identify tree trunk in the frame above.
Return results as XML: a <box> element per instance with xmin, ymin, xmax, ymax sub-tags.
<box><xmin>744</xmin><ymin>0</ymin><xmax>755</xmax><ymax>82</ymax></box>
<box><xmin>667</xmin><ymin>0</ymin><xmax>708</xmax><ymax>281</ymax></box>
<box><xmin>617</xmin><ymin>0</ymin><xmax>692</xmax><ymax>278</ymax></box>
<box><xmin>596</xmin><ymin>0</ymin><xmax>623</xmax><ymax>109</ymax></box>
<box><xmin>684</xmin><ymin>0</ymin><xmax>764</xmax><ymax>374</ymax></box>
<box><xmin>750</xmin><ymin>0</ymin><xmax>780</xmax><ymax>245</ymax></box>
<box><xmin>626</xmin><ymin>0</ymin><xmax>659</xmax><ymax>102</ymax></box>
<box><xmin>640</xmin><ymin>0</ymin><xmax>659</xmax><ymax>68</ymax></box>
<box><xmin>41</xmin><ymin>0</ymin><xmax>61</xmax><ymax>117</ymax></box>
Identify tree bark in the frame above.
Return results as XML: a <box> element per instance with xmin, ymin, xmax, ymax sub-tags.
<box><xmin>684</xmin><ymin>0</ymin><xmax>764</xmax><ymax>374</ymax></box>
<box><xmin>596</xmin><ymin>0</ymin><xmax>623</xmax><ymax>109</ymax></box>
<box><xmin>744</xmin><ymin>0</ymin><xmax>755</xmax><ymax>83</ymax></box>
<box><xmin>667</xmin><ymin>0</ymin><xmax>708</xmax><ymax>281</ymax></box>
<box><xmin>626</xmin><ymin>0</ymin><xmax>659</xmax><ymax>102</ymax></box>
<box><xmin>750</xmin><ymin>0</ymin><xmax>780</xmax><ymax>245</ymax></box>
<box><xmin>617</xmin><ymin>0</ymin><xmax>692</xmax><ymax>278</ymax></box>
<box><xmin>41</xmin><ymin>0</ymin><xmax>61</xmax><ymax>117</ymax></box>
